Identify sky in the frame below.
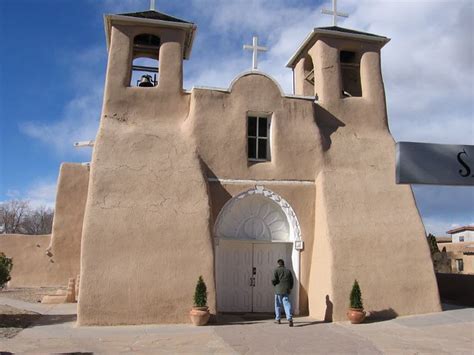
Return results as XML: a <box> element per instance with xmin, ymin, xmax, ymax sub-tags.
<box><xmin>0</xmin><ymin>0</ymin><xmax>473</xmax><ymax>236</ymax></box>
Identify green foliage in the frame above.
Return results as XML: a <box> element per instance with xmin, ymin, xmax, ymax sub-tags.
<box><xmin>193</xmin><ymin>276</ymin><xmax>207</xmax><ymax>307</ymax></box>
<box><xmin>349</xmin><ymin>279</ymin><xmax>363</xmax><ymax>309</ymax></box>
<box><xmin>0</xmin><ymin>253</ymin><xmax>13</xmax><ymax>288</ymax></box>
<box><xmin>427</xmin><ymin>233</ymin><xmax>440</xmax><ymax>256</ymax></box>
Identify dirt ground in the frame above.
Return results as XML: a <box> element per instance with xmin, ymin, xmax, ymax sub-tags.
<box><xmin>0</xmin><ymin>287</ymin><xmax>65</xmax><ymax>339</ymax></box>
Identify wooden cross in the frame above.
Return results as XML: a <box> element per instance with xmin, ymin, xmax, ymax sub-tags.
<box><xmin>321</xmin><ymin>0</ymin><xmax>349</xmax><ymax>26</ymax></box>
<box><xmin>243</xmin><ymin>36</ymin><xmax>268</xmax><ymax>71</ymax></box>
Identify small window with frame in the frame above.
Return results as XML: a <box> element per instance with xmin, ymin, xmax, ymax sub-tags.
<box><xmin>247</xmin><ymin>114</ymin><xmax>271</xmax><ymax>161</ymax></box>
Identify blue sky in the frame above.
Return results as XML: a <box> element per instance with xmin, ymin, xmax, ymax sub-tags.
<box><xmin>0</xmin><ymin>0</ymin><xmax>473</xmax><ymax>235</ymax></box>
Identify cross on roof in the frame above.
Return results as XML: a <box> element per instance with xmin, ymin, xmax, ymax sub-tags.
<box><xmin>321</xmin><ymin>0</ymin><xmax>349</xmax><ymax>26</ymax></box>
<box><xmin>243</xmin><ymin>36</ymin><xmax>268</xmax><ymax>71</ymax></box>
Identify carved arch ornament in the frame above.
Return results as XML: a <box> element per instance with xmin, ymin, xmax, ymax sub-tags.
<box><xmin>214</xmin><ymin>185</ymin><xmax>303</xmax><ymax>249</ymax></box>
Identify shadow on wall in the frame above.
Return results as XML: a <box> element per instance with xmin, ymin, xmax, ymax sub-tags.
<box><xmin>324</xmin><ymin>294</ymin><xmax>333</xmax><ymax>322</ymax></box>
<box><xmin>200</xmin><ymin>157</ymin><xmax>233</xmax><ymax>221</ymax></box>
<box><xmin>314</xmin><ymin>104</ymin><xmax>346</xmax><ymax>151</ymax></box>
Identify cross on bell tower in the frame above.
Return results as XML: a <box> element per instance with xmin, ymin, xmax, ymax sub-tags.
<box><xmin>321</xmin><ymin>0</ymin><xmax>349</xmax><ymax>26</ymax></box>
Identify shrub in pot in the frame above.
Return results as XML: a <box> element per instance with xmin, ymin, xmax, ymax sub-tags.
<box><xmin>189</xmin><ymin>276</ymin><xmax>210</xmax><ymax>326</ymax></box>
<box><xmin>347</xmin><ymin>279</ymin><xmax>366</xmax><ymax>324</ymax></box>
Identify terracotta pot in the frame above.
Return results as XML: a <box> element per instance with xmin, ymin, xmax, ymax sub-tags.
<box><xmin>189</xmin><ymin>306</ymin><xmax>210</xmax><ymax>326</ymax></box>
<box><xmin>347</xmin><ymin>308</ymin><xmax>366</xmax><ymax>324</ymax></box>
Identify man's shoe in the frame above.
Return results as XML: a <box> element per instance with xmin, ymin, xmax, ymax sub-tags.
<box><xmin>275</xmin><ymin>319</ymin><xmax>281</xmax><ymax>324</ymax></box>
<box><xmin>289</xmin><ymin>320</ymin><xmax>294</xmax><ymax>327</ymax></box>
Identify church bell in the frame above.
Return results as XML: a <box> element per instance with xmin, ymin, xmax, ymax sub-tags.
<box><xmin>138</xmin><ymin>74</ymin><xmax>155</xmax><ymax>87</ymax></box>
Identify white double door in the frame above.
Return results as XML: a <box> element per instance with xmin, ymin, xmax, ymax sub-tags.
<box><xmin>216</xmin><ymin>240</ymin><xmax>293</xmax><ymax>313</ymax></box>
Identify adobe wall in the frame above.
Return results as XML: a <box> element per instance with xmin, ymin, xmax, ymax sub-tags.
<box><xmin>46</xmin><ymin>163</ymin><xmax>89</xmax><ymax>285</ymax></box>
<box><xmin>442</xmin><ymin>241</ymin><xmax>474</xmax><ymax>253</ymax></box>
<box><xmin>185</xmin><ymin>73</ymin><xmax>321</xmax><ymax>181</ymax></box>
<box><xmin>0</xmin><ymin>234</ymin><xmax>53</xmax><ymax>287</ymax></box>
<box><xmin>78</xmin><ymin>25</ymin><xmax>215</xmax><ymax>325</ymax></box>
<box><xmin>306</xmin><ymin>37</ymin><xmax>441</xmax><ymax>321</ymax></box>
<box><xmin>0</xmin><ymin>163</ymin><xmax>89</xmax><ymax>287</ymax></box>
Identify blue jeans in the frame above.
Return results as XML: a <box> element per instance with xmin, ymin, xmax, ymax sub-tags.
<box><xmin>275</xmin><ymin>294</ymin><xmax>292</xmax><ymax>321</ymax></box>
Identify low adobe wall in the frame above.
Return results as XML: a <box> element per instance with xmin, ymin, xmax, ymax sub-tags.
<box><xmin>0</xmin><ymin>163</ymin><xmax>89</xmax><ymax>287</ymax></box>
<box><xmin>0</xmin><ymin>234</ymin><xmax>55</xmax><ymax>287</ymax></box>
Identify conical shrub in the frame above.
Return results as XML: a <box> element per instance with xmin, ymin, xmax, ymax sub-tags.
<box><xmin>349</xmin><ymin>279</ymin><xmax>363</xmax><ymax>309</ymax></box>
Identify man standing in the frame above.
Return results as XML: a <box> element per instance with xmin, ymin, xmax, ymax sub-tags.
<box><xmin>272</xmin><ymin>259</ymin><xmax>294</xmax><ymax>327</ymax></box>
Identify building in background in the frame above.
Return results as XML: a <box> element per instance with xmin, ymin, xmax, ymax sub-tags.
<box><xmin>436</xmin><ymin>226</ymin><xmax>474</xmax><ymax>274</ymax></box>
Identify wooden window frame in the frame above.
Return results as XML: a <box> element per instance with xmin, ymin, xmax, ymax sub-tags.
<box><xmin>247</xmin><ymin>113</ymin><xmax>272</xmax><ymax>162</ymax></box>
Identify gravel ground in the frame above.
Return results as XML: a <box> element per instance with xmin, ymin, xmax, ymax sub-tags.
<box><xmin>0</xmin><ymin>287</ymin><xmax>65</xmax><ymax>303</ymax></box>
<box><xmin>0</xmin><ymin>304</ymin><xmax>41</xmax><ymax>339</ymax></box>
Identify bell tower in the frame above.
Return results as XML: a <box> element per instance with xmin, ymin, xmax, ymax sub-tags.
<box><xmin>78</xmin><ymin>6</ymin><xmax>217</xmax><ymax>326</ymax></box>
<box><xmin>286</xmin><ymin>25</ymin><xmax>441</xmax><ymax>322</ymax></box>
<box><xmin>103</xmin><ymin>8</ymin><xmax>196</xmax><ymax>93</ymax></box>
<box><xmin>287</xmin><ymin>27</ymin><xmax>389</xmax><ymax>103</ymax></box>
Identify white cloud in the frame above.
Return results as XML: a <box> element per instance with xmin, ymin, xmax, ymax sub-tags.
<box><xmin>24</xmin><ymin>180</ymin><xmax>57</xmax><ymax>209</ymax></box>
<box><xmin>19</xmin><ymin>46</ymin><xmax>105</xmax><ymax>158</ymax></box>
<box><xmin>20</xmin><ymin>88</ymin><xmax>101</xmax><ymax>158</ymax></box>
<box><xmin>2</xmin><ymin>180</ymin><xmax>57</xmax><ymax>209</ymax></box>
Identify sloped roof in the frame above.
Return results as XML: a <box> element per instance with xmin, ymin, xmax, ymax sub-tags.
<box><xmin>118</xmin><ymin>10</ymin><xmax>192</xmax><ymax>24</ymax></box>
<box><xmin>436</xmin><ymin>236</ymin><xmax>452</xmax><ymax>243</ymax></box>
<box><xmin>446</xmin><ymin>226</ymin><xmax>474</xmax><ymax>234</ymax></box>
<box><xmin>315</xmin><ymin>26</ymin><xmax>388</xmax><ymax>39</ymax></box>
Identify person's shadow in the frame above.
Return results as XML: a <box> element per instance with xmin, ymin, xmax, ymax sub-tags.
<box><xmin>324</xmin><ymin>295</ymin><xmax>333</xmax><ymax>322</ymax></box>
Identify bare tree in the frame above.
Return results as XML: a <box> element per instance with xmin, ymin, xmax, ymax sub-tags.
<box><xmin>0</xmin><ymin>200</ymin><xmax>54</xmax><ymax>235</ymax></box>
<box><xmin>22</xmin><ymin>206</ymin><xmax>54</xmax><ymax>235</ymax></box>
<box><xmin>0</xmin><ymin>200</ymin><xmax>30</xmax><ymax>234</ymax></box>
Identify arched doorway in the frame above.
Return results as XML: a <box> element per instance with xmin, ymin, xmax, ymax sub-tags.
<box><xmin>214</xmin><ymin>186</ymin><xmax>302</xmax><ymax>314</ymax></box>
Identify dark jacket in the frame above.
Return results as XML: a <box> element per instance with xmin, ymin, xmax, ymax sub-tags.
<box><xmin>272</xmin><ymin>266</ymin><xmax>294</xmax><ymax>295</ymax></box>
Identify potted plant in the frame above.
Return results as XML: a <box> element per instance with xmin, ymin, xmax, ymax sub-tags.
<box><xmin>347</xmin><ymin>279</ymin><xmax>366</xmax><ymax>324</ymax></box>
<box><xmin>189</xmin><ymin>276</ymin><xmax>210</xmax><ymax>326</ymax></box>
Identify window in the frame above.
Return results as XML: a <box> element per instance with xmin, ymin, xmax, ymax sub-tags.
<box><xmin>340</xmin><ymin>50</ymin><xmax>362</xmax><ymax>97</ymax></box>
<box><xmin>247</xmin><ymin>115</ymin><xmax>270</xmax><ymax>161</ymax></box>
<box><xmin>459</xmin><ymin>236</ymin><xmax>464</xmax><ymax>242</ymax></box>
<box><xmin>131</xmin><ymin>34</ymin><xmax>160</xmax><ymax>87</ymax></box>
<box><xmin>455</xmin><ymin>259</ymin><xmax>464</xmax><ymax>272</ymax></box>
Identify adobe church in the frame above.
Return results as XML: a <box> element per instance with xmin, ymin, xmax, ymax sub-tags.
<box><xmin>1</xmin><ymin>5</ymin><xmax>441</xmax><ymax>325</ymax></box>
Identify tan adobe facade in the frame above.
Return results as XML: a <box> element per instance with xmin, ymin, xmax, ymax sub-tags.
<box><xmin>71</xmin><ymin>9</ymin><xmax>442</xmax><ymax>325</ymax></box>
